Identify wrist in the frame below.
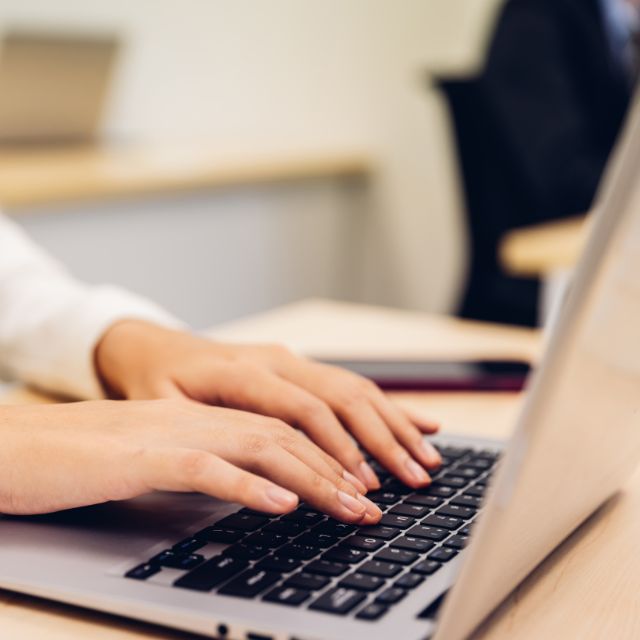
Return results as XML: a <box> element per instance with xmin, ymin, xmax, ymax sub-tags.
<box><xmin>94</xmin><ymin>319</ymin><xmax>158</xmax><ymax>398</ymax></box>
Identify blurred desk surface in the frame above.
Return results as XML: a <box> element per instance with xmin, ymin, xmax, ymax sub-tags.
<box><xmin>499</xmin><ymin>215</ymin><xmax>588</xmax><ymax>277</ymax></box>
<box><xmin>2</xmin><ymin>299</ymin><xmax>640</xmax><ymax>640</ymax></box>
<box><xmin>0</xmin><ymin>144</ymin><xmax>371</xmax><ymax>210</ymax></box>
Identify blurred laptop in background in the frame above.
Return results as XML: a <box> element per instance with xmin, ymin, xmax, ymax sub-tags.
<box><xmin>0</xmin><ymin>30</ymin><xmax>119</xmax><ymax>145</ymax></box>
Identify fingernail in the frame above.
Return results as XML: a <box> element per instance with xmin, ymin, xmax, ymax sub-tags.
<box><xmin>360</xmin><ymin>511</ymin><xmax>381</xmax><ymax>525</ymax></box>
<box><xmin>359</xmin><ymin>461</ymin><xmax>381</xmax><ymax>489</ymax></box>
<box><xmin>357</xmin><ymin>493</ymin><xmax>382</xmax><ymax>519</ymax></box>
<box><xmin>337</xmin><ymin>490</ymin><xmax>367</xmax><ymax>515</ymax></box>
<box><xmin>404</xmin><ymin>457</ymin><xmax>431</xmax><ymax>485</ymax></box>
<box><xmin>418</xmin><ymin>439</ymin><xmax>442</xmax><ymax>466</ymax></box>
<box><xmin>343</xmin><ymin>470</ymin><xmax>367</xmax><ymax>494</ymax></box>
<box><xmin>265</xmin><ymin>485</ymin><xmax>298</xmax><ymax>510</ymax></box>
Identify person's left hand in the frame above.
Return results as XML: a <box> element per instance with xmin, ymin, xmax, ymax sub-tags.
<box><xmin>95</xmin><ymin>320</ymin><xmax>441</xmax><ymax>492</ymax></box>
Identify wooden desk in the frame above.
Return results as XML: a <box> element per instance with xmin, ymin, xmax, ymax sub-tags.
<box><xmin>2</xmin><ymin>299</ymin><xmax>639</xmax><ymax>639</ymax></box>
<box><xmin>499</xmin><ymin>215</ymin><xmax>588</xmax><ymax>278</ymax></box>
<box><xmin>0</xmin><ymin>144</ymin><xmax>370</xmax><ymax>210</ymax></box>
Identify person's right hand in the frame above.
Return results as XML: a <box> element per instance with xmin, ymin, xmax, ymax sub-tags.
<box><xmin>0</xmin><ymin>399</ymin><xmax>381</xmax><ymax>524</ymax></box>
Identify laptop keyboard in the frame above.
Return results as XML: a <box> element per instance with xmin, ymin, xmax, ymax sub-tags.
<box><xmin>125</xmin><ymin>444</ymin><xmax>499</xmax><ymax>621</ymax></box>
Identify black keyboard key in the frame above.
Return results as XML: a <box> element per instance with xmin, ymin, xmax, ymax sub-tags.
<box><xmin>459</xmin><ymin>523</ymin><xmax>474</xmax><ymax>536</ymax></box>
<box><xmin>255</xmin><ymin>554</ymin><xmax>302</xmax><ymax>573</ymax></box>
<box><xmin>172</xmin><ymin>537</ymin><xmax>207</xmax><ymax>555</ymax></box>
<box><xmin>376</xmin><ymin>587</ymin><xmax>407</xmax><ymax>604</ymax></box>
<box><xmin>244</xmin><ymin>532</ymin><xmax>289</xmax><ymax>548</ymax></box>
<box><xmin>367</xmin><ymin>491</ymin><xmax>401</xmax><ymax>505</ymax></box>
<box><xmin>295</xmin><ymin>533</ymin><xmax>338</xmax><ymax>548</ymax></box>
<box><xmin>150</xmin><ymin>550</ymin><xmax>204</xmax><ymax>570</ymax></box>
<box><xmin>218</xmin><ymin>569</ymin><xmax>281</xmax><ymax>598</ymax></box>
<box><xmin>344</xmin><ymin>535</ymin><xmax>384</xmax><ymax>551</ymax></box>
<box><xmin>339</xmin><ymin>572</ymin><xmax>385</xmax><ymax>592</ymax></box>
<box><xmin>309</xmin><ymin>587</ymin><xmax>366</xmax><ymax>615</ymax></box>
<box><xmin>263</xmin><ymin>520</ymin><xmax>306</xmax><ymax>536</ymax></box>
<box><xmin>443</xmin><ymin>535</ymin><xmax>469</xmax><ymax>550</ymax></box>
<box><xmin>356</xmin><ymin>602</ymin><xmax>388</xmax><ymax>620</ymax></box>
<box><xmin>282</xmin><ymin>510</ymin><xmax>324</xmax><ymax>526</ymax></box>
<box><xmin>404</xmin><ymin>494</ymin><xmax>443</xmax><ymax>508</ymax></box>
<box><xmin>305</xmin><ymin>560</ymin><xmax>349</xmax><ymax>577</ymax></box>
<box><xmin>358</xmin><ymin>526</ymin><xmax>400</xmax><ymax>541</ymax></box>
<box><xmin>174</xmin><ymin>555</ymin><xmax>248</xmax><ymax>591</ymax></box>
<box><xmin>278</xmin><ymin>543</ymin><xmax>319</xmax><ymax>560</ymax></box>
<box><xmin>239</xmin><ymin>508</ymin><xmax>274</xmax><ymax>518</ymax></box>
<box><xmin>284</xmin><ymin>571</ymin><xmax>330</xmax><ymax>591</ymax></box>
<box><xmin>421</xmin><ymin>515</ymin><xmax>462</xmax><ymax>530</ymax></box>
<box><xmin>322</xmin><ymin>547</ymin><xmax>367</xmax><ymax>564</ymax></box>
<box><xmin>296</xmin><ymin>502</ymin><xmax>319</xmax><ymax>512</ymax></box>
<box><xmin>476</xmin><ymin>449</ymin><xmax>499</xmax><ymax>460</ymax></box>
<box><xmin>452</xmin><ymin>494</ymin><xmax>482</xmax><ymax>509</ymax></box>
<box><xmin>411</xmin><ymin>560</ymin><xmax>441</xmax><ymax>575</ymax></box>
<box><xmin>418</xmin><ymin>593</ymin><xmax>447</xmax><ymax>620</ymax></box>
<box><xmin>418</xmin><ymin>485</ymin><xmax>456</xmax><ymax>498</ymax></box>
<box><xmin>312</xmin><ymin>521</ymin><xmax>356</xmax><ymax>537</ymax></box>
<box><xmin>447</xmin><ymin>465</ymin><xmax>482</xmax><ymax>480</ymax></box>
<box><xmin>391</xmin><ymin>535</ymin><xmax>435</xmax><ymax>552</ymax></box>
<box><xmin>224</xmin><ymin>544</ymin><xmax>270</xmax><ymax>560</ymax></box>
<box><xmin>466</xmin><ymin>457</ymin><xmax>493</xmax><ymax>470</ymax></box>
<box><xmin>375</xmin><ymin>547</ymin><xmax>418</xmax><ymax>565</ymax></box>
<box><xmin>379</xmin><ymin>514</ymin><xmax>416</xmax><ymax>529</ymax></box>
<box><xmin>435</xmin><ymin>446</ymin><xmax>471</xmax><ymax>459</ymax></box>
<box><xmin>432</xmin><ymin>476</ymin><xmax>467</xmax><ymax>490</ymax></box>
<box><xmin>389</xmin><ymin>503</ymin><xmax>430</xmax><ymax>518</ymax></box>
<box><xmin>395</xmin><ymin>572</ymin><xmax>424</xmax><ymax>589</ymax></box>
<box><xmin>406</xmin><ymin>525</ymin><xmax>449</xmax><ymax>541</ymax></box>
<box><xmin>466</xmin><ymin>485</ymin><xmax>486</xmax><ymax>498</ymax></box>
<box><xmin>382</xmin><ymin>480</ymin><xmax>415</xmax><ymax>495</ymax></box>
<box><xmin>216</xmin><ymin>513</ymin><xmax>268</xmax><ymax>531</ymax></box>
<box><xmin>195</xmin><ymin>527</ymin><xmax>246</xmax><ymax>544</ymax></box>
<box><xmin>358</xmin><ymin>560</ymin><xmax>401</xmax><ymax>578</ymax></box>
<box><xmin>263</xmin><ymin>585</ymin><xmax>311</xmax><ymax>607</ymax></box>
<box><xmin>166</xmin><ymin>554</ymin><xmax>204</xmax><ymax>570</ymax></box>
<box><xmin>126</xmin><ymin>562</ymin><xmax>160</xmax><ymax>580</ymax></box>
<box><xmin>436</xmin><ymin>504</ymin><xmax>475</xmax><ymax>520</ymax></box>
<box><xmin>428</xmin><ymin>547</ymin><xmax>458</xmax><ymax>563</ymax></box>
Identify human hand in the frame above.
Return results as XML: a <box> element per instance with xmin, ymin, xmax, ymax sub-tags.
<box><xmin>95</xmin><ymin>320</ymin><xmax>441</xmax><ymax>491</ymax></box>
<box><xmin>0</xmin><ymin>399</ymin><xmax>381</xmax><ymax>522</ymax></box>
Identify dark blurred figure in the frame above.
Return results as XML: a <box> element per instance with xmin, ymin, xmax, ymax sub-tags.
<box><xmin>439</xmin><ymin>0</ymin><xmax>639</xmax><ymax>326</ymax></box>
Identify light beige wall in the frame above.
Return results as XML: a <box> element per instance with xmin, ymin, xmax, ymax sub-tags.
<box><xmin>0</xmin><ymin>0</ymin><xmax>504</xmax><ymax>313</ymax></box>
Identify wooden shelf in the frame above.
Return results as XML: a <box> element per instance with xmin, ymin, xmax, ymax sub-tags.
<box><xmin>0</xmin><ymin>144</ymin><xmax>372</xmax><ymax>209</ymax></box>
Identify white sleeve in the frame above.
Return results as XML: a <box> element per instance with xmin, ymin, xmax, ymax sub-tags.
<box><xmin>0</xmin><ymin>213</ymin><xmax>184</xmax><ymax>399</ymax></box>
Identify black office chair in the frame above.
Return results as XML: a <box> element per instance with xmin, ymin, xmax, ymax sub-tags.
<box><xmin>434</xmin><ymin>77</ymin><xmax>540</xmax><ymax>327</ymax></box>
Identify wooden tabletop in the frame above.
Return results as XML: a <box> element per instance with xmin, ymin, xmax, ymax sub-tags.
<box><xmin>499</xmin><ymin>216</ymin><xmax>588</xmax><ymax>277</ymax></box>
<box><xmin>1</xmin><ymin>298</ymin><xmax>638</xmax><ymax>639</ymax></box>
<box><xmin>0</xmin><ymin>144</ymin><xmax>371</xmax><ymax>209</ymax></box>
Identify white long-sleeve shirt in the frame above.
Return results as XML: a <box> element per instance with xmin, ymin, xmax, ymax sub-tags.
<box><xmin>0</xmin><ymin>213</ymin><xmax>181</xmax><ymax>399</ymax></box>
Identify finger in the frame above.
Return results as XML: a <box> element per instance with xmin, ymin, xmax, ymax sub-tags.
<box><xmin>274</xmin><ymin>429</ymin><xmax>380</xmax><ymax>521</ymax></box>
<box><xmin>217</xmin><ymin>430</ymin><xmax>380</xmax><ymax>524</ymax></box>
<box><xmin>336</xmin><ymin>399</ymin><xmax>432</xmax><ymax>489</ymax></box>
<box><xmin>214</xmin><ymin>365</ymin><xmax>379</xmax><ymax>491</ymax></box>
<box><xmin>280</xmin><ymin>426</ymin><xmax>369</xmax><ymax>496</ymax></box>
<box><xmin>274</xmin><ymin>359</ymin><xmax>435</xmax><ymax>487</ymax></box>
<box><xmin>401</xmin><ymin>405</ymin><xmax>441</xmax><ymax>434</ymax></box>
<box><xmin>369</xmin><ymin>392</ymin><xmax>441</xmax><ymax>468</ymax></box>
<box><xmin>142</xmin><ymin>447</ymin><xmax>299</xmax><ymax>514</ymax></box>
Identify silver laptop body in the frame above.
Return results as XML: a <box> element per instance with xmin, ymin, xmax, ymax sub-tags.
<box><xmin>0</xmin><ymin>98</ymin><xmax>639</xmax><ymax>640</ymax></box>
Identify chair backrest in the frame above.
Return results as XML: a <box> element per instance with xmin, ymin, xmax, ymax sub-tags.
<box><xmin>435</xmin><ymin>76</ymin><xmax>540</xmax><ymax>325</ymax></box>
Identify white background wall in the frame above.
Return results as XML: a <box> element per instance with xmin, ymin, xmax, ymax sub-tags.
<box><xmin>0</xmin><ymin>0</ymin><xmax>503</xmax><ymax>315</ymax></box>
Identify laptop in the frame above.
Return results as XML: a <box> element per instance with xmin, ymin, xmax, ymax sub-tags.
<box><xmin>0</xmin><ymin>30</ymin><xmax>119</xmax><ymax>144</ymax></box>
<box><xmin>0</xmin><ymin>102</ymin><xmax>639</xmax><ymax>640</ymax></box>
